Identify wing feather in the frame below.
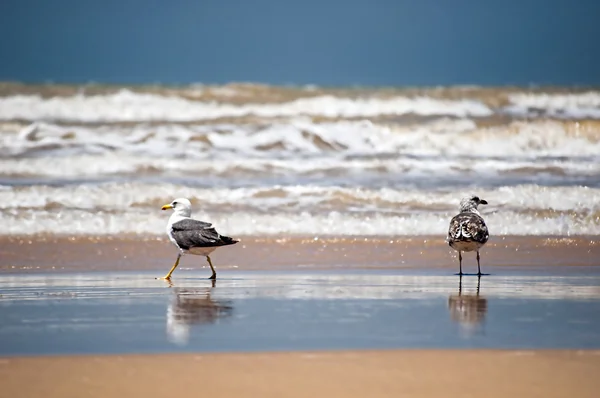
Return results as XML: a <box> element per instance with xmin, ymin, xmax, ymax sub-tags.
<box><xmin>447</xmin><ymin>212</ymin><xmax>489</xmax><ymax>244</ymax></box>
<box><xmin>171</xmin><ymin>219</ymin><xmax>238</xmax><ymax>250</ymax></box>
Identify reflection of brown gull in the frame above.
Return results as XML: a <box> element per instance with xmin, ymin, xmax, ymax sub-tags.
<box><xmin>166</xmin><ymin>280</ymin><xmax>234</xmax><ymax>345</ymax></box>
<box><xmin>448</xmin><ymin>277</ymin><xmax>488</xmax><ymax>336</ymax></box>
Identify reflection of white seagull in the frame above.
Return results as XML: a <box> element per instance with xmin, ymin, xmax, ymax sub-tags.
<box><xmin>166</xmin><ymin>284</ymin><xmax>234</xmax><ymax>345</ymax></box>
<box><xmin>447</xmin><ymin>195</ymin><xmax>489</xmax><ymax>276</ymax></box>
<box><xmin>160</xmin><ymin>198</ymin><xmax>238</xmax><ymax>280</ymax></box>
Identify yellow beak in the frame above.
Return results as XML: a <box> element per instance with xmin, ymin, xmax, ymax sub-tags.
<box><xmin>161</xmin><ymin>204</ymin><xmax>173</xmax><ymax>211</ymax></box>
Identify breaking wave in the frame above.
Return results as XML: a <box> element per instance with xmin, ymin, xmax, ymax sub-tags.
<box><xmin>0</xmin><ymin>183</ymin><xmax>598</xmax><ymax>236</ymax></box>
<box><xmin>1</xmin><ymin>84</ymin><xmax>598</xmax><ymax>238</ymax></box>
<box><xmin>0</xmin><ymin>91</ymin><xmax>493</xmax><ymax>123</ymax></box>
<box><xmin>504</xmin><ymin>91</ymin><xmax>600</xmax><ymax>119</ymax></box>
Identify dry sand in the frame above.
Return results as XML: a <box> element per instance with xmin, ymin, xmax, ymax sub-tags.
<box><xmin>1</xmin><ymin>350</ymin><xmax>599</xmax><ymax>398</ymax></box>
<box><xmin>1</xmin><ymin>235</ymin><xmax>599</xmax><ymax>274</ymax></box>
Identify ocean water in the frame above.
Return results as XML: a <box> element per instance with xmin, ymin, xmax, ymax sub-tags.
<box><xmin>0</xmin><ymin>83</ymin><xmax>599</xmax><ymax>236</ymax></box>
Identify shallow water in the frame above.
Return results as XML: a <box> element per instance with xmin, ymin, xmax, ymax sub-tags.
<box><xmin>1</xmin><ymin>269</ymin><xmax>599</xmax><ymax>355</ymax></box>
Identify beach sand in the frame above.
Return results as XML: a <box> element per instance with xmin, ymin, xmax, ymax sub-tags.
<box><xmin>1</xmin><ymin>234</ymin><xmax>599</xmax><ymax>397</ymax></box>
<box><xmin>1</xmin><ymin>350</ymin><xmax>599</xmax><ymax>398</ymax></box>
<box><xmin>1</xmin><ymin>235</ymin><xmax>599</xmax><ymax>274</ymax></box>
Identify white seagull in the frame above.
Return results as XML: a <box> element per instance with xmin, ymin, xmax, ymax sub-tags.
<box><xmin>160</xmin><ymin>198</ymin><xmax>238</xmax><ymax>280</ymax></box>
<box><xmin>447</xmin><ymin>195</ymin><xmax>490</xmax><ymax>276</ymax></box>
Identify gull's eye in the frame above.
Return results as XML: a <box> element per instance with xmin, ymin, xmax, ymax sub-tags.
<box><xmin>472</xmin><ymin>196</ymin><xmax>480</xmax><ymax>202</ymax></box>
<box><xmin>172</xmin><ymin>201</ymin><xmax>178</xmax><ymax>206</ymax></box>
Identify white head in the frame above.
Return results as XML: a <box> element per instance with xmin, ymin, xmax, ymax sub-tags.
<box><xmin>161</xmin><ymin>197</ymin><xmax>192</xmax><ymax>217</ymax></box>
<box><xmin>459</xmin><ymin>195</ymin><xmax>488</xmax><ymax>214</ymax></box>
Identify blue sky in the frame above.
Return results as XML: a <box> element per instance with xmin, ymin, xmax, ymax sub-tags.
<box><xmin>1</xmin><ymin>0</ymin><xmax>599</xmax><ymax>86</ymax></box>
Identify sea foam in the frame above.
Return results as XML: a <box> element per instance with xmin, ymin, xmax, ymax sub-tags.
<box><xmin>0</xmin><ymin>90</ymin><xmax>494</xmax><ymax>122</ymax></box>
<box><xmin>505</xmin><ymin>91</ymin><xmax>600</xmax><ymax>118</ymax></box>
<box><xmin>0</xmin><ymin>183</ymin><xmax>598</xmax><ymax>236</ymax></box>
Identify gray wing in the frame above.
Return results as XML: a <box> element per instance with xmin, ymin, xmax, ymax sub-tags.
<box><xmin>447</xmin><ymin>212</ymin><xmax>489</xmax><ymax>244</ymax></box>
<box><xmin>171</xmin><ymin>219</ymin><xmax>238</xmax><ymax>250</ymax></box>
<box><xmin>172</xmin><ymin>219</ymin><xmax>213</xmax><ymax>231</ymax></box>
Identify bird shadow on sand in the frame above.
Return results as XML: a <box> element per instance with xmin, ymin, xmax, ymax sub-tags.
<box><xmin>447</xmin><ymin>276</ymin><xmax>488</xmax><ymax>337</ymax></box>
<box><xmin>165</xmin><ymin>280</ymin><xmax>234</xmax><ymax>345</ymax></box>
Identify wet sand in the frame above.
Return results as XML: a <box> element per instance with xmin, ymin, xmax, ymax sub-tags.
<box><xmin>2</xmin><ymin>271</ymin><xmax>600</xmax><ymax>356</ymax></box>
<box><xmin>1</xmin><ymin>235</ymin><xmax>599</xmax><ymax>274</ymax></box>
<box><xmin>1</xmin><ymin>350</ymin><xmax>599</xmax><ymax>398</ymax></box>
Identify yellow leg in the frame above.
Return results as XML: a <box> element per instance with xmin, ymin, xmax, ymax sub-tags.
<box><xmin>160</xmin><ymin>254</ymin><xmax>181</xmax><ymax>280</ymax></box>
<box><xmin>206</xmin><ymin>255</ymin><xmax>217</xmax><ymax>280</ymax></box>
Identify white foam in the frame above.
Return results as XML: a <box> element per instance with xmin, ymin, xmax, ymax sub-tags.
<box><xmin>2</xmin><ymin>153</ymin><xmax>597</xmax><ymax>185</ymax></box>
<box><xmin>0</xmin><ymin>91</ymin><xmax>493</xmax><ymax>122</ymax></box>
<box><xmin>1</xmin><ymin>119</ymin><xmax>599</xmax><ymax>169</ymax></box>
<box><xmin>505</xmin><ymin>91</ymin><xmax>600</xmax><ymax>118</ymax></box>
<box><xmin>0</xmin><ymin>183</ymin><xmax>598</xmax><ymax>236</ymax></box>
<box><xmin>0</xmin><ymin>207</ymin><xmax>598</xmax><ymax>236</ymax></box>
<box><xmin>2</xmin><ymin>183</ymin><xmax>598</xmax><ymax>212</ymax></box>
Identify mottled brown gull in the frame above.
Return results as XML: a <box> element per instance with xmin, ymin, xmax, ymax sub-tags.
<box><xmin>447</xmin><ymin>195</ymin><xmax>490</xmax><ymax>276</ymax></box>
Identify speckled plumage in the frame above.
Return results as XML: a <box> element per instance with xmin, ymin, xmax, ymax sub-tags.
<box><xmin>447</xmin><ymin>195</ymin><xmax>489</xmax><ymax>276</ymax></box>
<box><xmin>448</xmin><ymin>212</ymin><xmax>489</xmax><ymax>249</ymax></box>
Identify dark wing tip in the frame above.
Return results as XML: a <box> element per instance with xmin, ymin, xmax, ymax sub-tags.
<box><xmin>220</xmin><ymin>235</ymin><xmax>239</xmax><ymax>245</ymax></box>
